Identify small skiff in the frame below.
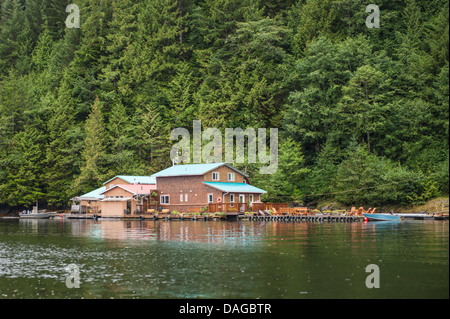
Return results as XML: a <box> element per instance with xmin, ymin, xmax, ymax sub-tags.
<box><xmin>19</xmin><ymin>211</ymin><xmax>51</xmax><ymax>219</ymax></box>
<box><xmin>363</xmin><ymin>213</ymin><xmax>402</xmax><ymax>221</ymax></box>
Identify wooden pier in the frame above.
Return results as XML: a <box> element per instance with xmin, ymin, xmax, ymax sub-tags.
<box><xmin>118</xmin><ymin>212</ymin><xmax>364</xmax><ymax>222</ymax></box>
<box><xmin>64</xmin><ymin>211</ymin><xmax>447</xmax><ymax>222</ymax></box>
<box><xmin>244</xmin><ymin>214</ymin><xmax>364</xmax><ymax>222</ymax></box>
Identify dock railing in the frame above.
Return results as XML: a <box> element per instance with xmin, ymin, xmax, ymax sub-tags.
<box><xmin>208</xmin><ymin>203</ymin><xmax>249</xmax><ymax>213</ymax></box>
<box><xmin>208</xmin><ymin>202</ymin><xmax>290</xmax><ymax>213</ymax></box>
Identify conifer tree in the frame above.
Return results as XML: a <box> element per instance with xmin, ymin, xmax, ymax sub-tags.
<box><xmin>0</xmin><ymin>127</ymin><xmax>45</xmax><ymax>206</ymax></box>
<box><xmin>72</xmin><ymin>97</ymin><xmax>107</xmax><ymax>195</ymax></box>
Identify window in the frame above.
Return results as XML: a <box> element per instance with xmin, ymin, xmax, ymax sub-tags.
<box><xmin>212</xmin><ymin>172</ymin><xmax>219</xmax><ymax>180</ymax></box>
<box><xmin>208</xmin><ymin>194</ymin><xmax>214</xmax><ymax>203</ymax></box>
<box><xmin>185</xmin><ymin>194</ymin><xmax>188</xmax><ymax>202</ymax></box>
<box><xmin>230</xmin><ymin>194</ymin><xmax>235</xmax><ymax>203</ymax></box>
<box><xmin>249</xmin><ymin>195</ymin><xmax>254</xmax><ymax>203</ymax></box>
<box><xmin>109</xmin><ymin>183</ymin><xmax>114</xmax><ymax>189</ymax></box>
<box><xmin>243</xmin><ymin>180</ymin><xmax>246</xmax><ymax>183</ymax></box>
<box><xmin>160</xmin><ymin>195</ymin><xmax>170</xmax><ymax>204</ymax></box>
<box><xmin>180</xmin><ymin>194</ymin><xmax>183</xmax><ymax>202</ymax></box>
<box><xmin>228</xmin><ymin>173</ymin><xmax>235</xmax><ymax>181</ymax></box>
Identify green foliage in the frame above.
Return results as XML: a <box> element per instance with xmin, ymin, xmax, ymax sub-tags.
<box><xmin>72</xmin><ymin>97</ymin><xmax>107</xmax><ymax>195</ymax></box>
<box><xmin>333</xmin><ymin>144</ymin><xmax>426</xmax><ymax>206</ymax></box>
<box><xmin>0</xmin><ymin>127</ymin><xmax>45</xmax><ymax>206</ymax></box>
<box><xmin>253</xmin><ymin>137</ymin><xmax>309</xmax><ymax>203</ymax></box>
<box><xmin>0</xmin><ymin>0</ymin><xmax>448</xmax><ymax>209</ymax></box>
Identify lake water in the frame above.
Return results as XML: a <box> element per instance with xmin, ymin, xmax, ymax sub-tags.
<box><xmin>0</xmin><ymin>219</ymin><xmax>448</xmax><ymax>299</ymax></box>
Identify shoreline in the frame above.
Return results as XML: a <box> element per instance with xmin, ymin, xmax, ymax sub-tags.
<box><xmin>1</xmin><ymin>196</ymin><xmax>448</xmax><ymax>220</ymax></box>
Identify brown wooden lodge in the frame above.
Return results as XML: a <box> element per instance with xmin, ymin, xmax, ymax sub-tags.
<box><xmin>70</xmin><ymin>163</ymin><xmax>283</xmax><ymax>218</ymax></box>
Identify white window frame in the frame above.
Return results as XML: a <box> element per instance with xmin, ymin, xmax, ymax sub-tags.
<box><xmin>239</xmin><ymin>194</ymin><xmax>245</xmax><ymax>203</ymax></box>
<box><xmin>180</xmin><ymin>194</ymin><xmax>183</xmax><ymax>202</ymax></box>
<box><xmin>208</xmin><ymin>194</ymin><xmax>214</xmax><ymax>203</ymax></box>
<box><xmin>212</xmin><ymin>172</ymin><xmax>219</xmax><ymax>180</ymax></box>
<box><xmin>249</xmin><ymin>194</ymin><xmax>254</xmax><ymax>203</ymax></box>
<box><xmin>185</xmin><ymin>194</ymin><xmax>188</xmax><ymax>202</ymax></box>
<box><xmin>230</xmin><ymin>194</ymin><xmax>235</xmax><ymax>203</ymax></box>
<box><xmin>160</xmin><ymin>195</ymin><xmax>170</xmax><ymax>204</ymax></box>
<box><xmin>228</xmin><ymin>173</ymin><xmax>235</xmax><ymax>181</ymax></box>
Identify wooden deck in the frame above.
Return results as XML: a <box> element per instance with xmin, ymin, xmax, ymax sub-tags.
<box><xmin>65</xmin><ymin>210</ymin><xmax>449</xmax><ymax>222</ymax></box>
<box><xmin>245</xmin><ymin>214</ymin><xmax>364</xmax><ymax>222</ymax></box>
<box><xmin>66</xmin><ymin>213</ymin><xmax>101</xmax><ymax>219</ymax></box>
<box><xmin>208</xmin><ymin>203</ymin><xmax>248</xmax><ymax>213</ymax></box>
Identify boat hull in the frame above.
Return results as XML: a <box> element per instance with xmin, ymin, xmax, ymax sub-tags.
<box><xmin>363</xmin><ymin>213</ymin><xmax>401</xmax><ymax>221</ymax></box>
<box><xmin>19</xmin><ymin>213</ymin><xmax>51</xmax><ymax>219</ymax></box>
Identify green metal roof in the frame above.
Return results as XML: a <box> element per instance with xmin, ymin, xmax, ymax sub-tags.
<box><xmin>81</xmin><ymin>186</ymin><xmax>106</xmax><ymax>198</ymax></box>
<box><xmin>203</xmin><ymin>182</ymin><xmax>266</xmax><ymax>193</ymax></box>
<box><xmin>103</xmin><ymin>175</ymin><xmax>156</xmax><ymax>185</ymax></box>
<box><xmin>152</xmin><ymin>163</ymin><xmax>248</xmax><ymax>177</ymax></box>
<box><xmin>70</xmin><ymin>186</ymin><xmax>106</xmax><ymax>201</ymax></box>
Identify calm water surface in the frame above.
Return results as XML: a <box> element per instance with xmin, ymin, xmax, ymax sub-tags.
<box><xmin>0</xmin><ymin>219</ymin><xmax>448</xmax><ymax>299</ymax></box>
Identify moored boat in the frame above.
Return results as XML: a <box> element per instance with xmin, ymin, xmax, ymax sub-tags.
<box><xmin>19</xmin><ymin>211</ymin><xmax>51</xmax><ymax>219</ymax></box>
<box><xmin>363</xmin><ymin>213</ymin><xmax>402</xmax><ymax>221</ymax></box>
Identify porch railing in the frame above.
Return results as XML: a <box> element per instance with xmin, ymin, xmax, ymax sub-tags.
<box><xmin>208</xmin><ymin>203</ymin><xmax>249</xmax><ymax>213</ymax></box>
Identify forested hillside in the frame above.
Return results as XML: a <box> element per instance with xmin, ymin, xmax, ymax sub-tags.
<box><xmin>0</xmin><ymin>0</ymin><xmax>448</xmax><ymax>209</ymax></box>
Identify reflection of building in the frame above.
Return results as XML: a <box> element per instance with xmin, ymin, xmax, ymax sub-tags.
<box><xmin>71</xmin><ymin>163</ymin><xmax>266</xmax><ymax>217</ymax></box>
<box><xmin>82</xmin><ymin>219</ymin><xmax>265</xmax><ymax>244</ymax></box>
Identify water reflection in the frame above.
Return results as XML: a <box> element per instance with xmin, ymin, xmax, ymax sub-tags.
<box><xmin>0</xmin><ymin>219</ymin><xmax>448</xmax><ymax>299</ymax></box>
<box><xmin>73</xmin><ymin>220</ymin><xmax>269</xmax><ymax>246</ymax></box>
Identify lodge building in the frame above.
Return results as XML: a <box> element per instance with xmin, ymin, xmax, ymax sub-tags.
<box><xmin>71</xmin><ymin>163</ymin><xmax>266</xmax><ymax>218</ymax></box>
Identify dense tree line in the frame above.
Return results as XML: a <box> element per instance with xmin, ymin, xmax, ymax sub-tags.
<box><xmin>0</xmin><ymin>0</ymin><xmax>448</xmax><ymax>209</ymax></box>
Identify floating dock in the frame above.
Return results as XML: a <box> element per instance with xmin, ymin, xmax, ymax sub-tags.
<box><xmin>63</xmin><ymin>212</ymin><xmax>448</xmax><ymax>222</ymax></box>
<box><xmin>245</xmin><ymin>214</ymin><xmax>363</xmax><ymax>222</ymax></box>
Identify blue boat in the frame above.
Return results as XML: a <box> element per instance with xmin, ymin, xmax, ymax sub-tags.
<box><xmin>363</xmin><ymin>213</ymin><xmax>402</xmax><ymax>221</ymax></box>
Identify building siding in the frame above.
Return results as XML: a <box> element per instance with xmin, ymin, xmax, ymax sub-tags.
<box><xmin>203</xmin><ymin>165</ymin><xmax>249</xmax><ymax>184</ymax></box>
<box><xmin>156</xmin><ymin>165</ymin><xmax>261</xmax><ymax>213</ymax></box>
<box><xmin>104</xmin><ymin>177</ymin><xmax>130</xmax><ymax>190</ymax></box>
<box><xmin>102</xmin><ymin>187</ymin><xmax>134</xmax><ymax>198</ymax></box>
<box><xmin>157</xmin><ymin>175</ymin><xmax>223</xmax><ymax>212</ymax></box>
